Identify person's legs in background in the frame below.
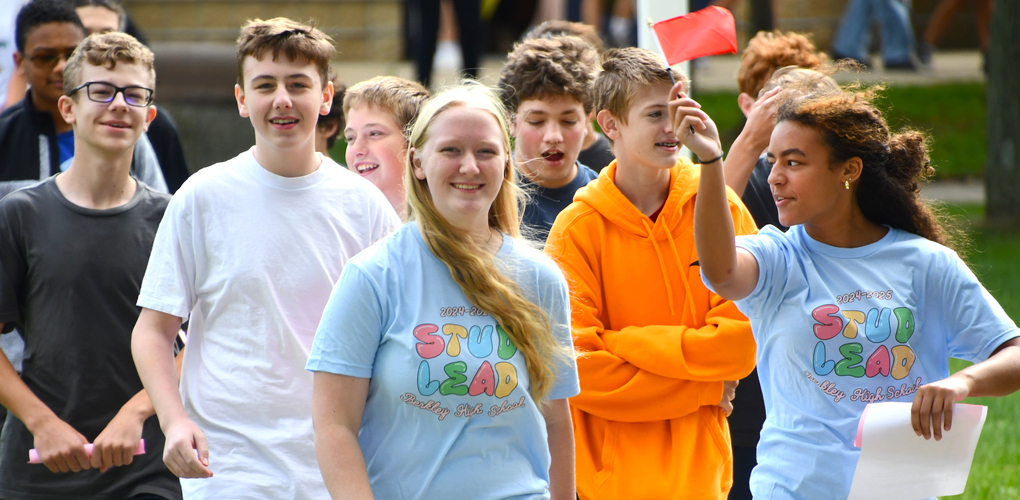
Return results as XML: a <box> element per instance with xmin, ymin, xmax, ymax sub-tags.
<box><xmin>452</xmin><ymin>0</ymin><xmax>480</xmax><ymax>80</ymax></box>
<box><xmin>831</xmin><ymin>0</ymin><xmax>876</xmax><ymax>66</ymax></box>
<box><xmin>877</xmin><ymin>0</ymin><xmax>917</xmax><ymax>68</ymax></box>
<box><xmin>408</xmin><ymin>0</ymin><xmax>442</xmax><ymax>87</ymax></box>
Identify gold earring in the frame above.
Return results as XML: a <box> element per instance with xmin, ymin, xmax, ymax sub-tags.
<box><xmin>845</xmin><ymin>179</ymin><xmax>851</xmax><ymax>190</ymax></box>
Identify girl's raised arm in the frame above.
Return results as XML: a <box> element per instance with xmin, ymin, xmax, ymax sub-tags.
<box><xmin>668</xmin><ymin>85</ymin><xmax>760</xmax><ymax>301</ymax></box>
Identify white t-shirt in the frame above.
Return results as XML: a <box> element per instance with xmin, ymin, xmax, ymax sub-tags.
<box><xmin>716</xmin><ymin>225</ymin><xmax>1019</xmax><ymax>500</ymax></box>
<box><xmin>307</xmin><ymin>223</ymin><xmax>580</xmax><ymax>499</ymax></box>
<box><xmin>138</xmin><ymin>148</ymin><xmax>400</xmax><ymax>499</ymax></box>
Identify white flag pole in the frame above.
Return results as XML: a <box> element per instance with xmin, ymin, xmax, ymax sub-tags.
<box><xmin>636</xmin><ymin>0</ymin><xmax>692</xmax><ymax>158</ymax></box>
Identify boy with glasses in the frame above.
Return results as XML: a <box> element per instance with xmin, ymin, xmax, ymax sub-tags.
<box><xmin>0</xmin><ymin>0</ymin><xmax>167</xmax><ymax>200</ymax></box>
<box><xmin>72</xmin><ymin>0</ymin><xmax>191</xmax><ymax>193</ymax></box>
<box><xmin>0</xmin><ymin>31</ymin><xmax>181</xmax><ymax>500</ymax></box>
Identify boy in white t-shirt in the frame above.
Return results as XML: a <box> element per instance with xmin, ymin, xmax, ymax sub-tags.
<box><xmin>131</xmin><ymin>18</ymin><xmax>400</xmax><ymax>499</ymax></box>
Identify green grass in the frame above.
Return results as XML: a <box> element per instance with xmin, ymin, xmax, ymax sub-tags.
<box><xmin>939</xmin><ymin>204</ymin><xmax>1020</xmax><ymax>500</ymax></box>
<box><xmin>695</xmin><ymin>83</ymin><xmax>987</xmax><ymax>179</ymax></box>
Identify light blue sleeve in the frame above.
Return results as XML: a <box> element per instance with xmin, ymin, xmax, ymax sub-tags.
<box><xmin>546</xmin><ymin>274</ymin><xmax>580</xmax><ymax>401</ymax></box>
<box><xmin>307</xmin><ymin>263</ymin><xmax>386</xmax><ymax>378</ymax></box>
<box><xmin>726</xmin><ymin>226</ymin><xmax>790</xmax><ymax>321</ymax></box>
<box><xmin>933</xmin><ymin>250</ymin><xmax>1020</xmax><ymax>363</ymax></box>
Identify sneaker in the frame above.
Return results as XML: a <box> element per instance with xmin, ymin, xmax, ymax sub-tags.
<box><xmin>917</xmin><ymin>41</ymin><xmax>934</xmax><ymax>65</ymax></box>
<box><xmin>884</xmin><ymin>54</ymin><xmax>927</xmax><ymax>72</ymax></box>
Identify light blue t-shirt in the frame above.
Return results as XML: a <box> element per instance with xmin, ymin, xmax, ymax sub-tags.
<box><xmin>307</xmin><ymin>223</ymin><xmax>580</xmax><ymax>500</ymax></box>
<box><xmin>720</xmin><ymin>225</ymin><xmax>1018</xmax><ymax>500</ymax></box>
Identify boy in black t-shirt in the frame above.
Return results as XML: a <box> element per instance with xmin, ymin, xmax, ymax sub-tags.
<box><xmin>0</xmin><ymin>32</ymin><xmax>180</xmax><ymax>500</ymax></box>
<box><xmin>496</xmin><ymin>35</ymin><xmax>601</xmax><ymax>243</ymax></box>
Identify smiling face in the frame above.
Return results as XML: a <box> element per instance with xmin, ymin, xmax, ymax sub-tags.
<box><xmin>18</xmin><ymin>22</ymin><xmax>85</xmax><ymax>108</ymax></box>
<box><xmin>607</xmin><ymin>82</ymin><xmax>679</xmax><ymax>171</ymax></box>
<box><xmin>344</xmin><ymin>103</ymin><xmax>407</xmax><ymax>213</ymax></box>
<box><xmin>767</xmin><ymin>120</ymin><xmax>852</xmax><ymax>227</ymax></box>
<box><xmin>511</xmin><ymin>94</ymin><xmax>587</xmax><ymax>189</ymax></box>
<box><xmin>235</xmin><ymin>55</ymin><xmax>332</xmax><ymax>155</ymax></box>
<box><xmin>59</xmin><ymin>61</ymin><xmax>156</xmax><ymax>156</ymax></box>
<box><xmin>412</xmin><ymin>105</ymin><xmax>507</xmax><ymax>232</ymax></box>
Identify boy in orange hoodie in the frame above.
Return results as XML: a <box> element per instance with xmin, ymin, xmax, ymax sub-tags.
<box><xmin>544</xmin><ymin>47</ymin><xmax>758</xmax><ymax>499</ymax></box>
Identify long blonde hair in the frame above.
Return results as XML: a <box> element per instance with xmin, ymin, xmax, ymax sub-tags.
<box><xmin>405</xmin><ymin>82</ymin><xmax>563</xmax><ymax>401</ymax></box>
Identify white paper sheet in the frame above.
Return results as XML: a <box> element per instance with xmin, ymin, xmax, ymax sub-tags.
<box><xmin>848</xmin><ymin>402</ymin><xmax>987</xmax><ymax>500</ymax></box>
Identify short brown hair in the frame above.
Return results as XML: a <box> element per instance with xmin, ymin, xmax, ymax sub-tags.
<box><xmin>524</xmin><ymin>20</ymin><xmax>604</xmax><ymax>54</ymax></box>
<box><xmin>736</xmin><ymin>31</ymin><xmax>827</xmax><ymax>97</ymax></box>
<box><xmin>497</xmin><ymin>36</ymin><xmax>599</xmax><ymax>115</ymax></box>
<box><xmin>64</xmin><ymin>31</ymin><xmax>155</xmax><ymax>97</ymax></box>
<box><xmin>343</xmin><ymin>76</ymin><xmax>430</xmax><ymax>136</ymax></box>
<box><xmin>235</xmin><ymin>18</ymin><xmax>335</xmax><ymax>88</ymax></box>
<box><xmin>593</xmin><ymin>47</ymin><xmax>684</xmax><ymax>126</ymax></box>
<box><xmin>318</xmin><ymin>79</ymin><xmax>346</xmax><ymax>150</ymax></box>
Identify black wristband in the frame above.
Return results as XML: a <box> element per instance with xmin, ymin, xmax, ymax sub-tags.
<box><xmin>700</xmin><ymin>154</ymin><xmax>724</xmax><ymax>165</ymax></box>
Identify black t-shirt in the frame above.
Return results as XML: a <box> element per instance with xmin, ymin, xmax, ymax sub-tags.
<box><xmin>577</xmin><ymin>134</ymin><xmax>615</xmax><ymax>173</ymax></box>
<box><xmin>520</xmin><ymin>162</ymin><xmax>600</xmax><ymax>243</ymax></box>
<box><xmin>728</xmin><ymin>154</ymin><xmax>787</xmax><ymax>448</ymax></box>
<box><xmin>0</xmin><ymin>177</ymin><xmax>181</xmax><ymax>500</ymax></box>
<box><xmin>147</xmin><ymin>107</ymin><xmax>190</xmax><ymax>194</ymax></box>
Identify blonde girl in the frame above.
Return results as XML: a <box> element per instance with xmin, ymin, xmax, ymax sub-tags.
<box><xmin>307</xmin><ymin>83</ymin><xmax>578</xmax><ymax>500</ymax></box>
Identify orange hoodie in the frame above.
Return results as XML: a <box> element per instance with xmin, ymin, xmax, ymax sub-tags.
<box><xmin>545</xmin><ymin>158</ymin><xmax>758</xmax><ymax>500</ymax></box>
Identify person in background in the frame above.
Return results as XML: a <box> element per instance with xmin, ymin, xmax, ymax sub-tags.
<box><xmin>315</xmin><ymin>78</ymin><xmax>345</xmax><ymax>159</ymax></box>
<box><xmin>831</xmin><ymin>0</ymin><xmax>922</xmax><ymax>70</ymax></box>
<box><xmin>496</xmin><ymin>36</ymin><xmax>600</xmax><ymax>243</ymax></box>
<box><xmin>343</xmin><ymin>75</ymin><xmax>430</xmax><ymax>220</ymax></box>
<box><xmin>524</xmin><ymin>20</ymin><xmax>615</xmax><ymax>172</ymax></box>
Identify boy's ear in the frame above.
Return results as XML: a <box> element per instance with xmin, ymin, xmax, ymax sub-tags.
<box><xmin>143</xmin><ymin>105</ymin><xmax>158</xmax><ymax>132</ymax></box>
<box><xmin>13</xmin><ymin>52</ymin><xmax>25</xmax><ymax>75</ymax></box>
<box><xmin>508</xmin><ymin>113</ymin><xmax>517</xmax><ymax>137</ymax></box>
<box><xmin>410</xmin><ymin>147</ymin><xmax>426</xmax><ymax>180</ymax></box>
<box><xmin>596</xmin><ymin>110</ymin><xmax>620</xmax><ymax>141</ymax></box>
<box><xmin>737</xmin><ymin>93</ymin><xmax>756</xmax><ymax>117</ymax></box>
<box><xmin>319</xmin><ymin>80</ymin><xmax>334</xmax><ymax>116</ymax></box>
<box><xmin>235</xmin><ymin>84</ymin><xmax>249</xmax><ymax>118</ymax></box>
<box><xmin>57</xmin><ymin>95</ymin><xmax>76</xmax><ymax>126</ymax></box>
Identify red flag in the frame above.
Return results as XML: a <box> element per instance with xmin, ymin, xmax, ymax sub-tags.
<box><xmin>652</xmin><ymin>6</ymin><xmax>738</xmax><ymax>65</ymax></box>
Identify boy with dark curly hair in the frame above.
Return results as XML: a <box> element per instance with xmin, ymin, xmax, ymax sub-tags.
<box><xmin>496</xmin><ymin>35</ymin><xmax>600</xmax><ymax>242</ymax></box>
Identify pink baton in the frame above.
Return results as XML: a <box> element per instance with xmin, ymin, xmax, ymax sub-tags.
<box><xmin>29</xmin><ymin>439</ymin><xmax>146</xmax><ymax>463</ymax></box>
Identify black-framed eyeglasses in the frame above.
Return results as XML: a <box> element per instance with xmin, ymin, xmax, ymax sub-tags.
<box><xmin>68</xmin><ymin>82</ymin><xmax>154</xmax><ymax>107</ymax></box>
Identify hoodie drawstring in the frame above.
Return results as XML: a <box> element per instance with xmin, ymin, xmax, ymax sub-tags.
<box><xmin>664</xmin><ymin>225</ymin><xmax>698</xmax><ymax>323</ymax></box>
<box><xmin>640</xmin><ymin>218</ymin><xmax>697</xmax><ymax>321</ymax></box>
<box><xmin>640</xmin><ymin>219</ymin><xmax>675</xmax><ymax>316</ymax></box>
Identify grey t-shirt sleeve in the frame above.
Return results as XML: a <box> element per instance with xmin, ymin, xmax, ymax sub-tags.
<box><xmin>0</xmin><ymin>197</ymin><xmax>26</xmax><ymax>331</ymax></box>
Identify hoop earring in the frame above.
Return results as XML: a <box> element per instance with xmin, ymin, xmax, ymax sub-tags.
<box><xmin>845</xmin><ymin>179</ymin><xmax>851</xmax><ymax>190</ymax></box>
